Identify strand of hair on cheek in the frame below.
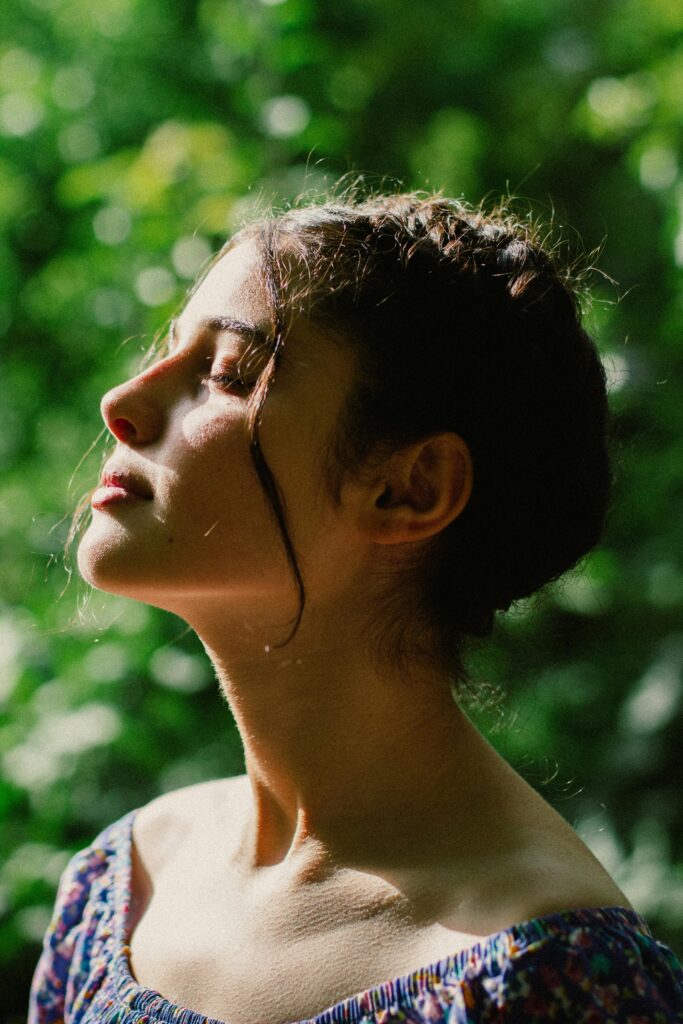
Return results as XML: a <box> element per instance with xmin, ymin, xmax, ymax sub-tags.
<box><xmin>246</xmin><ymin>340</ymin><xmax>306</xmax><ymax>649</ymax></box>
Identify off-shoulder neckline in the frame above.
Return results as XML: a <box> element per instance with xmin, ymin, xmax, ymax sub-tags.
<box><xmin>107</xmin><ymin>805</ymin><xmax>654</xmax><ymax>1024</ymax></box>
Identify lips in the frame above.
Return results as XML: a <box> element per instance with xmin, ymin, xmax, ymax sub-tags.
<box><xmin>100</xmin><ymin>470</ymin><xmax>153</xmax><ymax>498</ymax></box>
<box><xmin>91</xmin><ymin>467</ymin><xmax>154</xmax><ymax>509</ymax></box>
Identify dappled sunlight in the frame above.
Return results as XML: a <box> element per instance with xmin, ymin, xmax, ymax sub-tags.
<box><xmin>3</xmin><ymin>0</ymin><xmax>682</xmax><ymax>1014</ymax></box>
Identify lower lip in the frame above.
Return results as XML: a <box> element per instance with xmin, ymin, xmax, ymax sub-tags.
<box><xmin>91</xmin><ymin>486</ymin><xmax>151</xmax><ymax>509</ymax></box>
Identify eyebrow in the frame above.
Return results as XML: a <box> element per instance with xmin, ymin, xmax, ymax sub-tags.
<box><xmin>169</xmin><ymin>315</ymin><xmax>272</xmax><ymax>352</ymax></box>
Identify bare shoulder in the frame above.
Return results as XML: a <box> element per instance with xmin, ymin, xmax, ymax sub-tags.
<box><xmin>478</xmin><ymin>798</ymin><xmax>632</xmax><ymax>930</ymax></box>
<box><xmin>132</xmin><ymin>774</ymin><xmax>247</xmax><ymax>875</ymax></box>
<box><xmin>509</xmin><ymin>830</ymin><xmax>631</xmax><ymax>922</ymax></box>
<box><xmin>435</xmin><ymin>745</ymin><xmax>633</xmax><ymax>934</ymax></box>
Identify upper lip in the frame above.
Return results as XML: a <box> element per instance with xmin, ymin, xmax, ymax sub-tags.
<box><xmin>100</xmin><ymin>466</ymin><xmax>153</xmax><ymax>499</ymax></box>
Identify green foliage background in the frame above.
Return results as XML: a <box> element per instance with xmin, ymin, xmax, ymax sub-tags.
<box><xmin>1</xmin><ymin>0</ymin><xmax>682</xmax><ymax>1017</ymax></box>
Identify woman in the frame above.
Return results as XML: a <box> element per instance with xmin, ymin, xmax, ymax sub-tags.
<box><xmin>28</xmin><ymin>193</ymin><xmax>683</xmax><ymax>1023</ymax></box>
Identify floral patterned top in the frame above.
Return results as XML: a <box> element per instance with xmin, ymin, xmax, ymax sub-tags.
<box><xmin>28</xmin><ymin>807</ymin><xmax>683</xmax><ymax>1024</ymax></box>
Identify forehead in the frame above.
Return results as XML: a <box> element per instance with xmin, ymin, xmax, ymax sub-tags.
<box><xmin>175</xmin><ymin>239</ymin><xmax>272</xmax><ymax>341</ymax></box>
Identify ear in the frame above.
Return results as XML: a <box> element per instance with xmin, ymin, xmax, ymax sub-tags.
<box><xmin>359</xmin><ymin>433</ymin><xmax>473</xmax><ymax>545</ymax></box>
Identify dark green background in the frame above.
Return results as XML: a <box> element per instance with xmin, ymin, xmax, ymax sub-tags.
<box><xmin>1</xmin><ymin>0</ymin><xmax>682</xmax><ymax>1019</ymax></box>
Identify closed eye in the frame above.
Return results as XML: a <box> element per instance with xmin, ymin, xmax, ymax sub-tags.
<box><xmin>201</xmin><ymin>372</ymin><xmax>254</xmax><ymax>393</ymax></box>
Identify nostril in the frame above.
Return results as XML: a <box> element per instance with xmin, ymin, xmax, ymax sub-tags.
<box><xmin>111</xmin><ymin>417</ymin><xmax>137</xmax><ymax>442</ymax></box>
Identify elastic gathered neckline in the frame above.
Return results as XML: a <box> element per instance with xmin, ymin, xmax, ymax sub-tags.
<box><xmin>109</xmin><ymin>806</ymin><xmax>654</xmax><ymax>1024</ymax></box>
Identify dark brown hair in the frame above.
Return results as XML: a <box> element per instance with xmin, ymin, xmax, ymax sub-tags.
<box><xmin>235</xmin><ymin>194</ymin><xmax>614</xmax><ymax>679</ymax></box>
<box><xmin>233</xmin><ymin>193</ymin><xmax>612</xmax><ymax>681</ymax></box>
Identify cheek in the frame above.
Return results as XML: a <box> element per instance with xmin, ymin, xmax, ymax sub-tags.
<box><xmin>166</xmin><ymin>410</ymin><xmax>283</xmax><ymax>552</ymax></box>
<box><xmin>181</xmin><ymin>411</ymin><xmax>254</xmax><ymax>502</ymax></box>
<box><xmin>179</xmin><ymin>403</ymin><xmax>246</xmax><ymax>453</ymax></box>
<box><xmin>168</xmin><ymin>406</ymin><xmax>249</xmax><ymax>496</ymax></box>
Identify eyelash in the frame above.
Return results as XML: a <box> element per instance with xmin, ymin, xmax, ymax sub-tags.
<box><xmin>202</xmin><ymin>372</ymin><xmax>253</xmax><ymax>393</ymax></box>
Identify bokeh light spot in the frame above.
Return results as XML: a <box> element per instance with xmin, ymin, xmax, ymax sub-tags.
<box><xmin>172</xmin><ymin>235</ymin><xmax>213</xmax><ymax>279</ymax></box>
<box><xmin>93</xmin><ymin>205</ymin><xmax>132</xmax><ymax>246</ymax></box>
<box><xmin>639</xmin><ymin>146</ymin><xmax>678</xmax><ymax>191</ymax></box>
<box><xmin>51</xmin><ymin>67</ymin><xmax>95</xmax><ymax>110</ymax></box>
<box><xmin>90</xmin><ymin>287</ymin><xmax>133</xmax><ymax>327</ymax></box>
<box><xmin>135</xmin><ymin>267</ymin><xmax>176</xmax><ymax>307</ymax></box>
<box><xmin>15</xmin><ymin>906</ymin><xmax>53</xmax><ymax>943</ymax></box>
<box><xmin>57</xmin><ymin>122</ymin><xmax>101</xmax><ymax>162</ymax></box>
<box><xmin>586</xmin><ymin>75</ymin><xmax>654</xmax><ymax>133</ymax></box>
<box><xmin>261</xmin><ymin>95</ymin><xmax>311</xmax><ymax>138</ymax></box>
<box><xmin>0</xmin><ymin>49</ymin><xmax>42</xmax><ymax>89</ymax></box>
<box><xmin>621</xmin><ymin>658</ymin><xmax>682</xmax><ymax>735</ymax></box>
<box><xmin>82</xmin><ymin>641</ymin><xmax>130</xmax><ymax>683</ymax></box>
<box><xmin>0</xmin><ymin>93</ymin><xmax>44</xmax><ymax>137</ymax></box>
<box><xmin>543</xmin><ymin>29</ymin><xmax>593</xmax><ymax>74</ymax></box>
<box><xmin>149</xmin><ymin>647</ymin><xmax>210</xmax><ymax>693</ymax></box>
<box><xmin>601</xmin><ymin>351</ymin><xmax>630</xmax><ymax>393</ymax></box>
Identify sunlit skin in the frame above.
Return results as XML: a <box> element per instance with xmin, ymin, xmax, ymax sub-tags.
<box><xmin>78</xmin><ymin>240</ymin><xmax>629</xmax><ymax>1019</ymax></box>
<box><xmin>78</xmin><ymin>239</ymin><xmax>481</xmax><ymax>867</ymax></box>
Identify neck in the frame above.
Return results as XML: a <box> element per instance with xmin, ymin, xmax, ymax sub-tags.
<box><xmin>174</xmin><ymin>595</ymin><xmax>495</xmax><ymax>876</ymax></box>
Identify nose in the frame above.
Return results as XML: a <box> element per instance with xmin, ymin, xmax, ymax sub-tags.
<box><xmin>100</xmin><ymin>367</ymin><xmax>167</xmax><ymax>445</ymax></box>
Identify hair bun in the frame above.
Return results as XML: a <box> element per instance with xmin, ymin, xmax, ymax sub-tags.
<box><xmin>248</xmin><ymin>192</ymin><xmax>611</xmax><ymax>679</ymax></box>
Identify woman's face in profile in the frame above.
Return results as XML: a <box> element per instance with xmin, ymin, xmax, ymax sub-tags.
<box><xmin>77</xmin><ymin>240</ymin><xmax>357</xmax><ymax>623</ymax></box>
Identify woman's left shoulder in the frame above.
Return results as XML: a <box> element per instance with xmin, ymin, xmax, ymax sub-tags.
<box><xmin>481</xmin><ymin>906</ymin><xmax>683</xmax><ymax>1023</ymax></box>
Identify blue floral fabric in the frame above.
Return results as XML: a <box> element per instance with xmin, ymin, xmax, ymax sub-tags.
<box><xmin>28</xmin><ymin>808</ymin><xmax>683</xmax><ymax>1023</ymax></box>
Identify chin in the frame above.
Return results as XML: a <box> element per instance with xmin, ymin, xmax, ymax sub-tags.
<box><xmin>76</xmin><ymin>522</ymin><xmax>205</xmax><ymax>613</ymax></box>
<box><xmin>76</xmin><ymin>520</ymin><xmax>155</xmax><ymax>597</ymax></box>
<box><xmin>77</xmin><ymin>541</ymin><xmax>134</xmax><ymax>597</ymax></box>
